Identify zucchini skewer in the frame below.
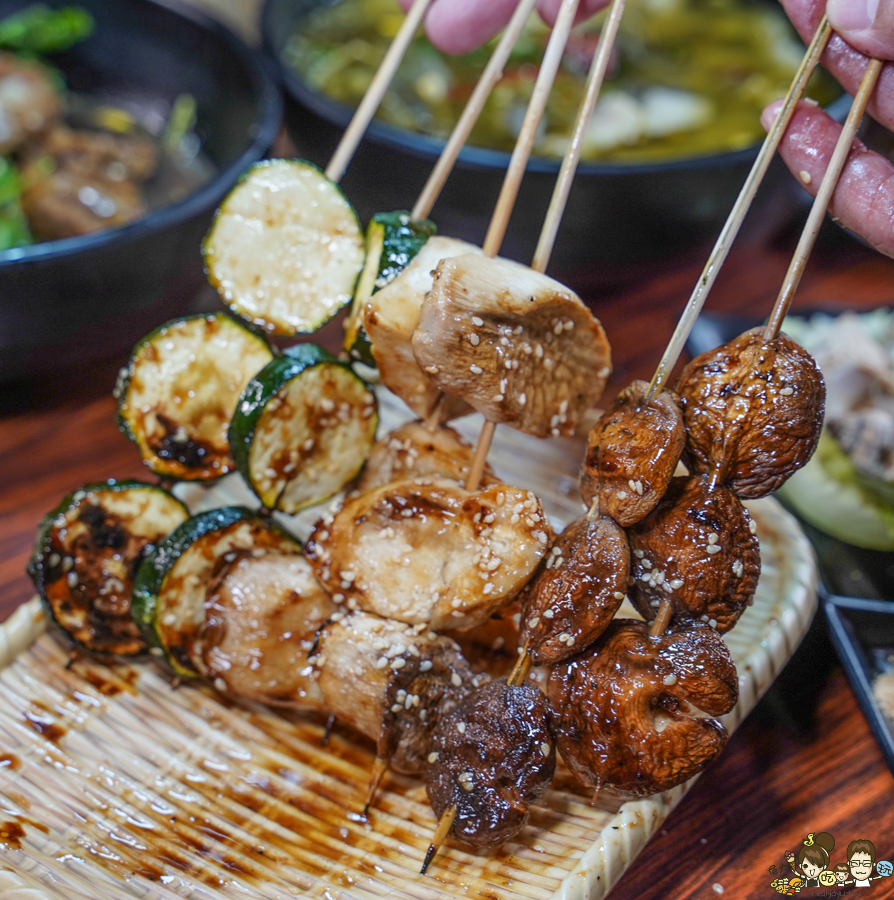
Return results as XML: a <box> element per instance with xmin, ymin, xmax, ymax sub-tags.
<box><xmin>116</xmin><ymin>312</ymin><xmax>274</xmax><ymax>481</ymax></box>
<box><xmin>229</xmin><ymin>343</ymin><xmax>378</xmax><ymax>514</ymax></box>
<box><xmin>28</xmin><ymin>480</ymin><xmax>189</xmax><ymax>657</ymax></box>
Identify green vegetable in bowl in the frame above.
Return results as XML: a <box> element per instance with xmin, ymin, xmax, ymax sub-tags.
<box><xmin>0</xmin><ymin>157</ymin><xmax>31</xmax><ymax>249</ymax></box>
<box><xmin>0</xmin><ymin>4</ymin><xmax>93</xmax><ymax>55</ymax></box>
<box><xmin>779</xmin><ymin>428</ymin><xmax>894</xmax><ymax>552</ymax></box>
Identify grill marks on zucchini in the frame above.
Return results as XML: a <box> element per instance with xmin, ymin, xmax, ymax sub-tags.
<box><xmin>204</xmin><ymin>160</ymin><xmax>366</xmax><ymax>336</ymax></box>
<box><xmin>132</xmin><ymin>508</ymin><xmax>302</xmax><ymax>678</ymax></box>
<box><xmin>28</xmin><ymin>482</ymin><xmax>189</xmax><ymax>656</ymax></box>
<box><xmin>116</xmin><ymin>313</ymin><xmax>274</xmax><ymax>481</ymax></box>
<box><xmin>230</xmin><ymin>344</ymin><xmax>378</xmax><ymax>514</ymax></box>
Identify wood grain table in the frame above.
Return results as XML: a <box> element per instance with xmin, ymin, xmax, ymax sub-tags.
<box><xmin>3</xmin><ymin>214</ymin><xmax>894</xmax><ymax>898</ymax></box>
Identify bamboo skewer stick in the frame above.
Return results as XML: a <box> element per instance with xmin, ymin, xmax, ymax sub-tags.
<box><xmin>532</xmin><ymin>0</ymin><xmax>628</xmax><ymax>273</ymax></box>
<box><xmin>762</xmin><ymin>56</ymin><xmax>884</xmax><ymax>342</ymax></box>
<box><xmin>482</xmin><ymin>0</ymin><xmax>584</xmax><ymax>258</ymax></box>
<box><xmin>325</xmin><ymin>0</ymin><xmax>434</xmax><ymax>184</ymax></box>
<box><xmin>464</xmin><ymin>0</ymin><xmax>583</xmax><ymax>491</ymax></box>
<box><xmin>643</xmin><ymin>15</ymin><xmax>833</xmax><ymax>401</ymax></box>
<box><xmin>412</xmin><ymin>0</ymin><xmax>541</xmax><ymax>221</ymax></box>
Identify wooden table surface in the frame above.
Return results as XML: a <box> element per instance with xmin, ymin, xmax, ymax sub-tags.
<box><xmin>2</xmin><ymin>215</ymin><xmax>894</xmax><ymax>899</ymax></box>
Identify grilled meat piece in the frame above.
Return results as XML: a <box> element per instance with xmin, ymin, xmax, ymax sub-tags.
<box><xmin>627</xmin><ymin>475</ymin><xmax>760</xmax><ymax>633</ymax></box>
<box><xmin>306</xmin><ymin>477</ymin><xmax>551</xmax><ymax>631</ymax></box>
<box><xmin>412</xmin><ymin>254</ymin><xmax>611</xmax><ymax>438</ymax></box>
<box><xmin>676</xmin><ymin>328</ymin><xmax>825</xmax><ymax>498</ymax></box>
<box><xmin>519</xmin><ymin>514</ymin><xmax>630</xmax><ymax>666</ymax></box>
<box><xmin>549</xmin><ymin>619</ymin><xmax>737</xmax><ymax>799</ymax></box>
<box><xmin>353</xmin><ymin>421</ymin><xmax>498</xmax><ymax>494</ymax></box>
<box><xmin>0</xmin><ymin>52</ymin><xmax>59</xmax><ymax>155</ymax></box>
<box><xmin>426</xmin><ymin>678</ymin><xmax>555</xmax><ymax>848</ymax></box>
<box><xmin>580</xmin><ymin>380</ymin><xmax>685</xmax><ymax>526</ymax></box>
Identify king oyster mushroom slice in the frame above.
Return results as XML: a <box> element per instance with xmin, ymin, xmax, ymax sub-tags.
<box><xmin>314</xmin><ymin>611</ymin><xmax>478</xmax><ymax>774</ymax></box>
<box><xmin>412</xmin><ymin>254</ymin><xmax>612</xmax><ymax>438</ymax></box>
<box><xmin>306</xmin><ymin>477</ymin><xmax>551</xmax><ymax>632</ymax></box>
<box><xmin>351</xmin><ymin>421</ymin><xmax>499</xmax><ymax>495</ymax></box>
<box><xmin>363</xmin><ymin>236</ymin><xmax>481</xmax><ymax>422</ymax></box>
<box><xmin>198</xmin><ymin>552</ymin><xmax>335</xmax><ymax>709</ymax></box>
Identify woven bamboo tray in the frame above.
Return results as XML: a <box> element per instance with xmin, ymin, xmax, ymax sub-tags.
<box><xmin>0</xmin><ymin>391</ymin><xmax>818</xmax><ymax>900</ymax></box>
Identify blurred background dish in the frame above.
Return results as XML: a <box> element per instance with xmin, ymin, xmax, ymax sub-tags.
<box><xmin>263</xmin><ymin>0</ymin><xmax>846</xmax><ymax>274</ymax></box>
<box><xmin>0</xmin><ymin>0</ymin><xmax>281</xmax><ymax>383</ymax></box>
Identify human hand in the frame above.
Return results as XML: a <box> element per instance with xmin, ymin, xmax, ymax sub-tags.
<box><xmin>762</xmin><ymin>0</ymin><xmax>894</xmax><ymax>258</ymax></box>
<box><xmin>397</xmin><ymin>0</ymin><xmax>611</xmax><ymax>55</ymax></box>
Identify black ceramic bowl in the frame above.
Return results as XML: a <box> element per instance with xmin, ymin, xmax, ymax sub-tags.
<box><xmin>263</xmin><ymin>0</ymin><xmax>844</xmax><ymax>278</ymax></box>
<box><xmin>0</xmin><ymin>0</ymin><xmax>281</xmax><ymax>382</ymax></box>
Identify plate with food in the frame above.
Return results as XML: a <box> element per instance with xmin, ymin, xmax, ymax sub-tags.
<box><xmin>0</xmin><ymin>1</ymin><xmax>832</xmax><ymax>895</ymax></box>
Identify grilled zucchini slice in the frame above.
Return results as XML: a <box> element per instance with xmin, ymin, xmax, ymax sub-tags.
<box><xmin>28</xmin><ymin>481</ymin><xmax>189</xmax><ymax>656</ymax></box>
<box><xmin>344</xmin><ymin>210</ymin><xmax>437</xmax><ymax>365</ymax></box>
<box><xmin>131</xmin><ymin>507</ymin><xmax>301</xmax><ymax>678</ymax></box>
<box><xmin>116</xmin><ymin>313</ymin><xmax>274</xmax><ymax>481</ymax></box>
<box><xmin>204</xmin><ymin>159</ymin><xmax>366</xmax><ymax>336</ymax></box>
<box><xmin>230</xmin><ymin>343</ymin><xmax>378</xmax><ymax>513</ymax></box>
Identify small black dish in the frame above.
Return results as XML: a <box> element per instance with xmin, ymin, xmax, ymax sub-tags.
<box><xmin>0</xmin><ymin>0</ymin><xmax>282</xmax><ymax>383</ymax></box>
<box><xmin>823</xmin><ymin>594</ymin><xmax>894</xmax><ymax>776</ymax></box>
<box><xmin>263</xmin><ymin>0</ymin><xmax>848</xmax><ymax>274</ymax></box>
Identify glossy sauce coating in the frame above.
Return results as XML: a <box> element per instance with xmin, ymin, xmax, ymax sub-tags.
<box><xmin>676</xmin><ymin>328</ymin><xmax>825</xmax><ymax>498</ymax></box>
<box><xmin>549</xmin><ymin>619</ymin><xmax>737</xmax><ymax>798</ymax></box>
<box><xmin>580</xmin><ymin>381</ymin><xmax>685</xmax><ymax>526</ymax></box>
<box><xmin>628</xmin><ymin>475</ymin><xmax>760</xmax><ymax>632</ymax></box>
<box><xmin>306</xmin><ymin>477</ymin><xmax>550</xmax><ymax>631</ymax></box>
<box><xmin>520</xmin><ymin>514</ymin><xmax>630</xmax><ymax>666</ymax></box>
<box><xmin>426</xmin><ymin>679</ymin><xmax>555</xmax><ymax>848</ymax></box>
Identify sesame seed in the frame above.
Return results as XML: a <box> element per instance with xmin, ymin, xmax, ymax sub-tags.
<box><xmin>457</xmin><ymin>721</ymin><xmax>466</xmax><ymax>733</ymax></box>
<box><xmin>662</xmin><ymin>673</ymin><xmax>677</xmax><ymax>686</ymax></box>
<box><xmin>617</xmin><ymin>491</ymin><xmax>628</xmax><ymax>499</ymax></box>
<box><xmin>707</xmin><ymin>533</ymin><xmax>719</xmax><ymax>545</ymax></box>
<box><xmin>540</xmin><ymin>742</ymin><xmax>550</xmax><ymax>757</ymax></box>
<box><xmin>391</xmin><ymin>658</ymin><xmax>406</xmax><ymax>669</ymax></box>
<box><xmin>780</xmin><ymin>387</ymin><xmax>794</xmax><ymax>396</ymax></box>
<box><xmin>470</xmin><ymin>364</ymin><xmax>483</xmax><ymax>375</ymax></box>
<box><xmin>66</xmin><ymin>571</ymin><xmax>78</xmax><ymax>588</ymax></box>
<box><xmin>528</xmin><ymin>616</ymin><xmax>540</xmax><ymax>629</ymax></box>
<box><xmin>518</xmin><ymin>392</ymin><xmax>527</xmax><ymax>406</ymax></box>
<box><xmin>733</xmin><ymin>560</ymin><xmax>744</xmax><ymax>577</ymax></box>
<box><xmin>669</xmin><ymin>579</ymin><xmax>684</xmax><ymax>590</ymax></box>
<box><xmin>468</xmin><ymin>333</ymin><xmax>480</xmax><ymax>346</ymax></box>
<box><xmin>543</xmin><ymin>609</ymin><xmax>555</xmax><ymax>619</ymax></box>
<box><xmin>749</xmin><ymin>519</ymin><xmax>757</xmax><ymax>534</ymax></box>
<box><xmin>472</xmin><ymin>316</ymin><xmax>484</xmax><ymax>327</ymax></box>
<box><xmin>798</xmin><ymin>170</ymin><xmax>812</xmax><ymax>185</ymax></box>
<box><xmin>461</xmin><ymin>781</ymin><xmax>474</xmax><ymax>792</ymax></box>
<box><xmin>424</xmin><ymin>365</ymin><xmax>440</xmax><ymax>375</ymax></box>
<box><xmin>709</xmin><ymin>618</ymin><xmax>718</xmax><ymax>628</ymax></box>
<box><xmin>707</xmin><ymin>545</ymin><xmax>721</xmax><ymax>555</ymax></box>
<box><xmin>493</xmin><ymin>393</ymin><xmax>505</xmax><ymax>402</ymax></box>
<box><xmin>451</xmin><ymin>673</ymin><xmax>462</xmax><ymax>687</ymax></box>
<box><xmin>613</xmin><ymin>592</ymin><xmax>626</xmax><ymax>601</ymax></box>
<box><xmin>428</xmin><ymin>752</ymin><xmax>440</xmax><ymax>763</ymax></box>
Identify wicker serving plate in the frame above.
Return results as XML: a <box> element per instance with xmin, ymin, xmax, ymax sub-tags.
<box><xmin>0</xmin><ymin>392</ymin><xmax>818</xmax><ymax>900</ymax></box>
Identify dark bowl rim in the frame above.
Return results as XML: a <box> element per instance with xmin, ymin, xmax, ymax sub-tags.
<box><xmin>0</xmin><ymin>0</ymin><xmax>283</xmax><ymax>269</ymax></box>
<box><xmin>261</xmin><ymin>0</ymin><xmax>850</xmax><ymax>178</ymax></box>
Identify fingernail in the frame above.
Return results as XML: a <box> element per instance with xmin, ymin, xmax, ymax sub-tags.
<box><xmin>827</xmin><ymin>0</ymin><xmax>879</xmax><ymax>32</ymax></box>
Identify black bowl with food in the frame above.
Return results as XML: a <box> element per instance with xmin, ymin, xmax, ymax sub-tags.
<box><xmin>0</xmin><ymin>0</ymin><xmax>281</xmax><ymax>382</ymax></box>
<box><xmin>263</xmin><ymin>0</ymin><xmax>844</xmax><ymax>280</ymax></box>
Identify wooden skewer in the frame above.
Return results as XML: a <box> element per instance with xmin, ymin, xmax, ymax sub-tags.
<box><xmin>643</xmin><ymin>15</ymin><xmax>833</xmax><ymax>401</ymax></box>
<box><xmin>412</xmin><ymin>0</ymin><xmax>541</xmax><ymax>221</ymax></box>
<box><xmin>420</xmin><ymin>805</ymin><xmax>457</xmax><ymax>874</ymax></box>
<box><xmin>762</xmin><ymin>55</ymin><xmax>884</xmax><ymax>342</ymax></box>
<box><xmin>325</xmin><ymin>0</ymin><xmax>434</xmax><ymax>184</ymax></box>
<box><xmin>363</xmin><ymin>756</ymin><xmax>389</xmax><ymax>817</ymax></box>
<box><xmin>532</xmin><ymin>0</ymin><xmax>628</xmax><ymax>273</ymax></box>
<box><xmin>464</xmin><ymin>0</ymin><xmax>583</xmax><ymax>491</ymax></box>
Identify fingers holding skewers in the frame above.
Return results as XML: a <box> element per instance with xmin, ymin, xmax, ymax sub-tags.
<box><xmin>761</xmin><ymin>99</ymin><xmax>894</xmax><ymax>258</ymax></box>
